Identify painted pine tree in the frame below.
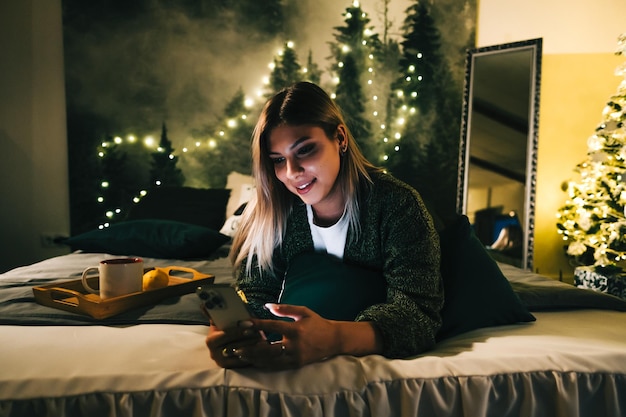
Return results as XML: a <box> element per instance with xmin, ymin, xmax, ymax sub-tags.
<box><xmin>386</xmin><ymin>0</ymin><xmax>462</xmax><ymax>221</ymax></box>
<box><xmin>150</xmin><ymin>122</ymin><xmax>185</xmax><ymax>188</ymax></box>
<box><xmin>328</xmin><ymin>2</ymin><xmax>377</xmax><ymax>162</ymax></box>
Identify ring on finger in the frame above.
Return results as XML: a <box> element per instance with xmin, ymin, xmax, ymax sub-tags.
<box><xmin>222</xmin><ymin>347</ymin><xmax>235</xmax><ymax>358</ymax></box>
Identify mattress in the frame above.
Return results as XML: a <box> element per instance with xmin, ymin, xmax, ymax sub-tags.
<box><xmin>1</xmin><ymin>251</ymin><xmax>625</xmax><ymax>417</ymax></box>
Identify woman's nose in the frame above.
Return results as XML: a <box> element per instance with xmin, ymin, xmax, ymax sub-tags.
<box><xmin>285</xmin><ymin>158</ymin><xmax>302</xmax><ymax>178</ymax></box>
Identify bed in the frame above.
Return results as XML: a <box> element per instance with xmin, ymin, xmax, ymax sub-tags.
<box><xmin>1</xmin><ymin>182</ymin><xmax>626</xmax><ymax>417</ymax></box>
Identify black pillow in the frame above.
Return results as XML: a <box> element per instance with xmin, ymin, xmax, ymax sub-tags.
<box><xmin>64</xmin><ymin>219</ymin><xmax>229</xmax><ymax>259</ymax></box>
<box><xmin>126</xmin><ymin>187</ymin><xmax>231</xmax><ymax>231</ymax></box>
<box><xmin>436</xmin><ymin>215</ymin><xmax>536</xmax><ymax>341</ymax></box>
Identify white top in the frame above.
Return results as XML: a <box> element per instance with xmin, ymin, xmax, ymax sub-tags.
<box><xmin>306</xmin><ymin>204</ymin><xmax>349</xmax><ymax>259</ymax></box>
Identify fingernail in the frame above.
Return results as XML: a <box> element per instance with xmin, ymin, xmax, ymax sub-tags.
<box><xmin>264</xmin><ymin>303</ymin><xmax>278</xmax><ymax>310</ymax></box>
<box><xmin>238</xmin><ymin>320</ymin><xmax>254</xmax><ymax>328</ymax></box>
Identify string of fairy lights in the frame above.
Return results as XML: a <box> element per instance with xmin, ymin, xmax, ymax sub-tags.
<box><xmin>95</xmin><ymin>1</ymin><xmax>421</xmax><ymax>229</ymax></box>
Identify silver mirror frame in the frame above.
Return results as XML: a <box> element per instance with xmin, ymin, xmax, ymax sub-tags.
<box><xmin>456</xmin><ymin>38</ymin><xmax>542</xmax><ymax>271</ymax></box>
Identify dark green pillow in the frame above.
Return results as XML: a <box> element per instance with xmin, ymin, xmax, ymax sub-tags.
<box><xmin>280</xmin><ymin>252</ymin><xmax>386</xmax><ymax>321</ymax></box>
<box><xmin>437</xmin><ymin>215</ymin><xmax>535</xmax><ymax>341</ymax></box>
<box><xmin>64</xmin><ymin>219</ymin><xmax>229</xmax><ymax>259</ymax></box>
<box><xmin>126</xmin><ymin>187</ymin><xmax>231</xmax><ymax>231</ymax></box>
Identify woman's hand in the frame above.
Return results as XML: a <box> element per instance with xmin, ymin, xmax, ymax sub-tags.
<box><xmin>205</xmin><ymin>322</ymin><xmax>264</xmax><ymax>368</ymax></box>
<box><xmin>206</xmin><ymin>304</ymin><xmax>383</xmax><ymax>370</ymax></box>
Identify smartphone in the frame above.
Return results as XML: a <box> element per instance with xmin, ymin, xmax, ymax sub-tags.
<box><xmin>196</xmin><ymin>284</ymin><xmax>264</xmax><ymax>338</ymax></box>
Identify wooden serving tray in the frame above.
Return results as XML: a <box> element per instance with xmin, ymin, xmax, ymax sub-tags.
<box><xmin>33</xmin><ymin>266</ymin><xmax>214</xmax><ymax>319</ymax></box>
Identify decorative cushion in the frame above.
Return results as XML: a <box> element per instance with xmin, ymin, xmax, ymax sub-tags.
<box><xmin>126</xmin><ymin>187</ymin><xmax>231</xmax><ymax>231</ymax></box>
<box><xmin>436</xmin><ymin>215</ymin><xmax>536</xmax><ymax>341</ymax></box>
<box><xmin>64</xmin><ymin>219</ymin><xmax>229</xmax><ymax>259</ymax></box>
<box><xmin>279</xmin><ymin>252</ymin><xmax>386</xmax><ymax>321</ymax></box>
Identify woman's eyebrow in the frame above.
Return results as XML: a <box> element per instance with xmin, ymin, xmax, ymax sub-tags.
<box><xmin>268</xmin><ymin>136</ymin><xmax>312</xmax><ymax>155</ymax></box>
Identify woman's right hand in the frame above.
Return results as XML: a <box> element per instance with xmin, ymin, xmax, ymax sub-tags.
<box><xmin>205</xmin><ymin>323</ymin><xmax>264</xmax><ymax>368</ymax></box>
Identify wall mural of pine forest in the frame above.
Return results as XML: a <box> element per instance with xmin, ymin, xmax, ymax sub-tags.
<box><xmin>62</xmin><ymin>0</ymin><xmax>476</xmax><ymax>235</ymax></box>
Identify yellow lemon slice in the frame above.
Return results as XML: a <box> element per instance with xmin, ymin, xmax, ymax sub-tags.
<box><xmin>142</xmin><ymin>269</ymin><xmax>169</xmax><ymax>291</ymax></box>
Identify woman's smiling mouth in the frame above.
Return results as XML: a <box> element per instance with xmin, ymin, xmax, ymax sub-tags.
<box><xmin>295</xmin><ymin>179</ymin><xmax>315</xmax><ymax>194</ymax></box>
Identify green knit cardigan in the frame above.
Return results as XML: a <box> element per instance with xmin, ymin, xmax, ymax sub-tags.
<box><xmin>235</xmin><ymin>171</ymin><xmax>443</xmax><ymax>358</ymax></box>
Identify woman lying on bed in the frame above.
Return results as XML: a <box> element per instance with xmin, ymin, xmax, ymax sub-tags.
<box><xmin>206</xmin><ymin>81</ymin><xmax>443</xmax><ymax>370</ymax></box>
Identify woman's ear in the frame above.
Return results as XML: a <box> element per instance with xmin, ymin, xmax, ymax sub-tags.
<box><xmin>336</xmin><ymin>125</ymin><xmax>348</xmax><ymax>153</ymax></box>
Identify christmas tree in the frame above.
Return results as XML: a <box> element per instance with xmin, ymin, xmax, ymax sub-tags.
<box><xmin>556</xmin><ymin>33</ymin><xmax>626</xmax><ymax>267</ymax></box>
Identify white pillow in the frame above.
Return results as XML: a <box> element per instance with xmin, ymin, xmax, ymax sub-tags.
<box><xmin>225</xmin><ymin>171</ymin><xmax>255</xmax><ymax>218</ymax></box>
<box><xmin>220</xmin><ymin>213</ymin><xmax>242</xmax><ymax>237</ymax></box>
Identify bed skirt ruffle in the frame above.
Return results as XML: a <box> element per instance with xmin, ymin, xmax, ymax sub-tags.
<box><xmin>2</xmin><ymin>371</ymin><xmax>624</xmax><ymax>417</ymax></box>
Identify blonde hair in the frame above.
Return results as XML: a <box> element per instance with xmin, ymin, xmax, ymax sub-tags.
<box><xmin>231</xmin><ymin>82</ymin><xmax>381</xmax><ymax>276</ymax></box>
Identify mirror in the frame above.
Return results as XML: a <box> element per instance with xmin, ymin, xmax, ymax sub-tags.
<box><xmin>457</xmin><ymin>38</ymin><xmax>542</xmax><ymax>271</ymax></box>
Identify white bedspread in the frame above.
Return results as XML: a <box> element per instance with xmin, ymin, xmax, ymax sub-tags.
<box><xmin>1</xmin><ymin>253</ymin><xmax>625</xmax><ymax>417</ymax></box>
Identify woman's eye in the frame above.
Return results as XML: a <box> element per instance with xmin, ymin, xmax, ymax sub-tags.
<box><xmin>297</xmin><ymin>144</ymin><xmax>314</xmax><ymax>156</ymax></box>
<box><xmin>271</xmin><ymin>157</ymin><xmax>285</xmax><ymax>165</ymax></box>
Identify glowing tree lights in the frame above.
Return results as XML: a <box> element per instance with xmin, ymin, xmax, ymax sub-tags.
<box><xmin>556</xmin><ymin>33</ymin><xmax>626</xmax><ymax>267</ymax></box>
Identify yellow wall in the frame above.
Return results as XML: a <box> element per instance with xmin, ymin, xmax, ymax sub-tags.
<box><xmin>476</xmin><ymin>0</ymin><xmax>626</xmax><ymax>279</ymax></box>
<box><xmin>534</xmin><ymin>53</ymin><xmax>625</xmax><ymax>279</ymax></box>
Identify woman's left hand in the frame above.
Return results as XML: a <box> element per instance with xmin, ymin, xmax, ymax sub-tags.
<box><xmin>232</xmin><ymin>303</ymin><xmax>341</xmax><ymax>370</ymax></box>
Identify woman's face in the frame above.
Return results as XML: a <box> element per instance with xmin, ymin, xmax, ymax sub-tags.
<box><xmin>268</xmin><ymin>124</ymin><xmax>345</xmax><ymax>219</ymax></box>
